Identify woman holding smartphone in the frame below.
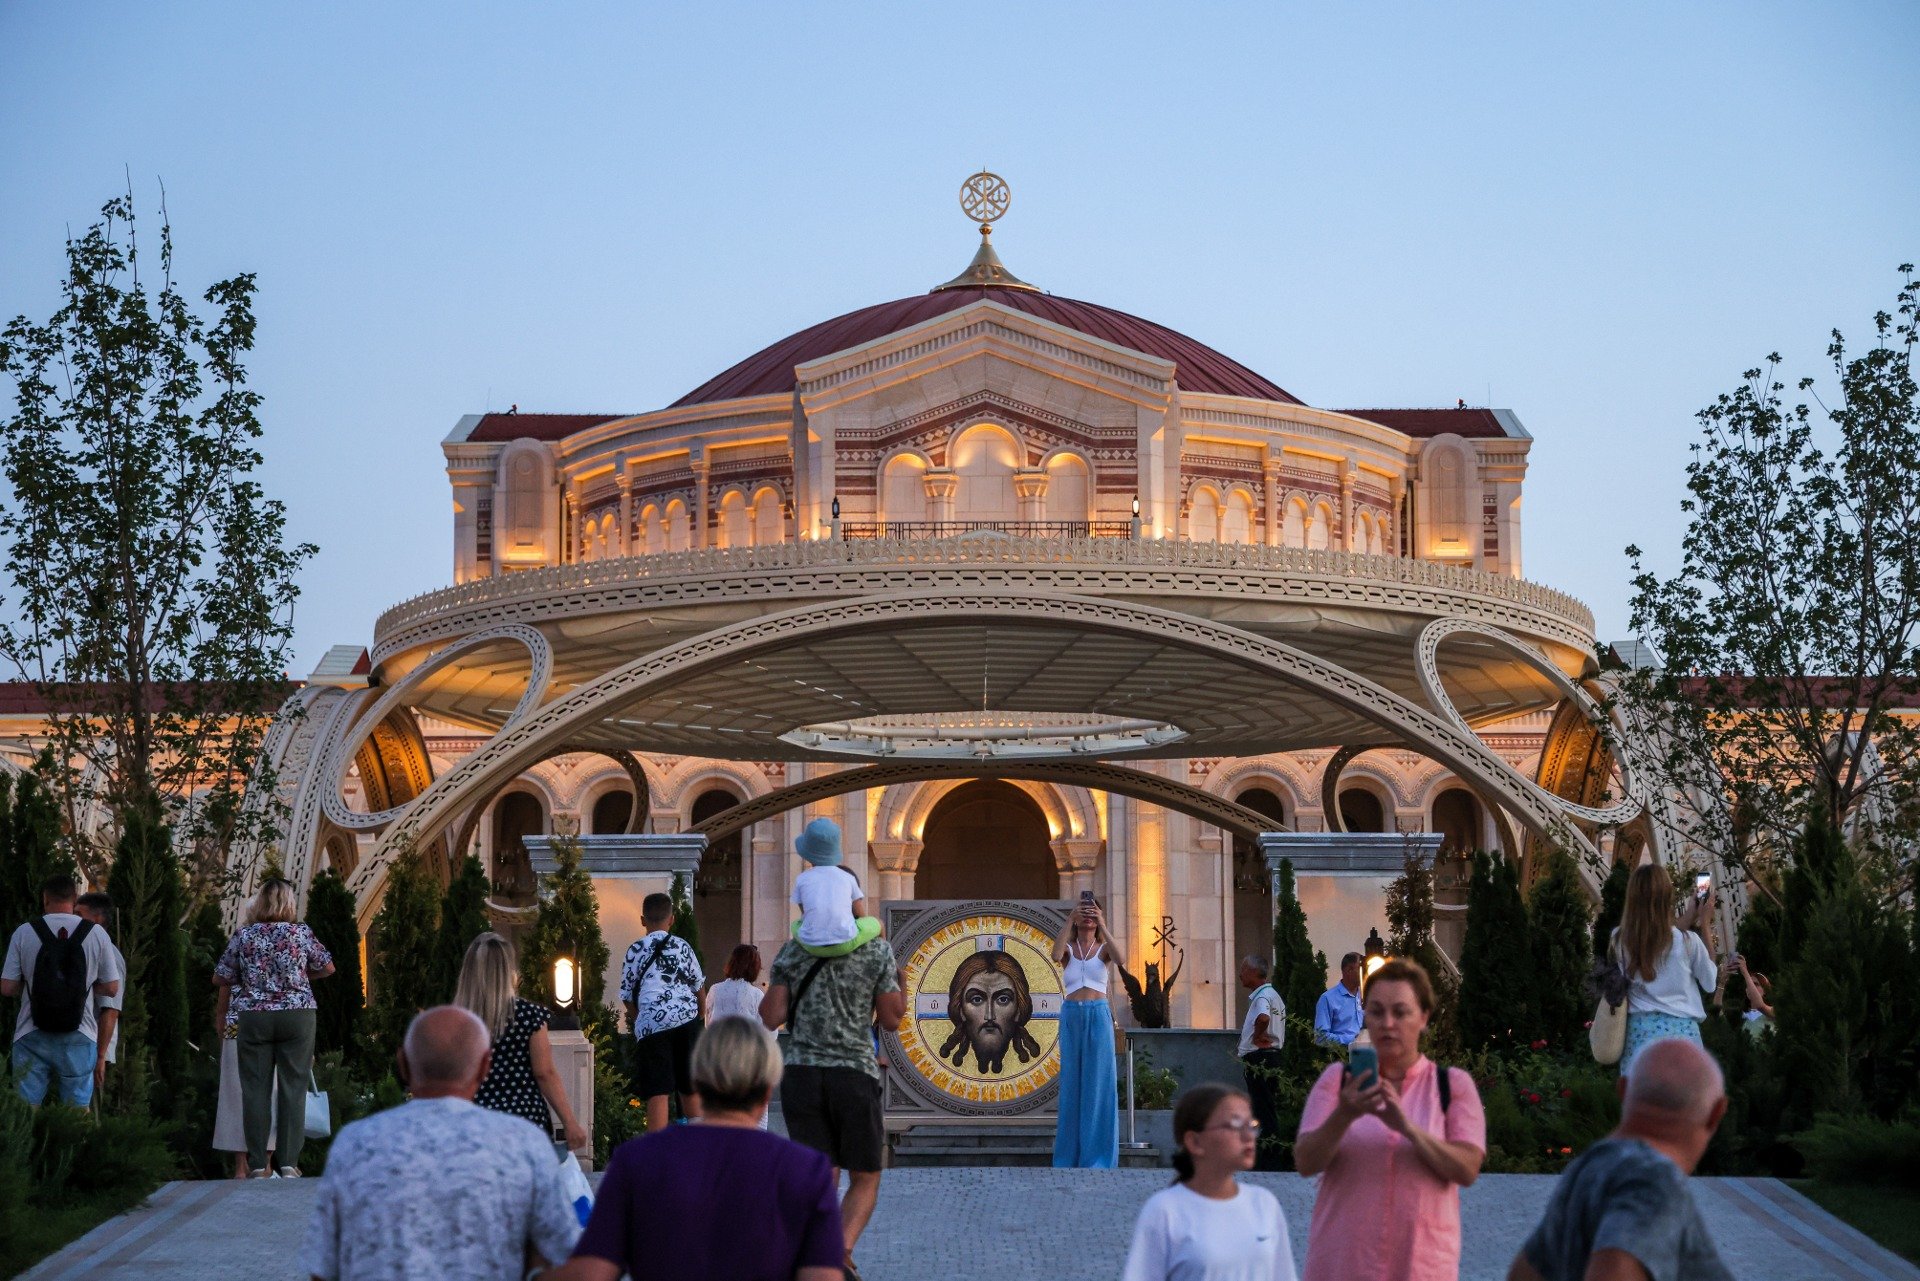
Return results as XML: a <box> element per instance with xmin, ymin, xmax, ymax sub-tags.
<box><xmin>1051</xmin><ymin>892</ymin><xmax>1124</xmax><ymax>1168</ymax></box>
<box><xmin>1612</xmin><ymin>862</ymin><xmax>1720</xmax><ymax>1073</ymax></box>
<box><xmin>1293</xmin><ymin>959</ymin><xmax>1484</xmax><ymax>1281</ymax></box>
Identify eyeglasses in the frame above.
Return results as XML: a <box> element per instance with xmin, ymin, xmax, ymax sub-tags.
<box><xmin>1202</xmin><ymin>1118</ymin><xmax>1261</xmax><ymax>1135</ymax></box>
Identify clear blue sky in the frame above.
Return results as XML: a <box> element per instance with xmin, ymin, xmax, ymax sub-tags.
<box><xmin>3</xmin><ymin>2</ymin><xmax>1915</xmax><ymax>675</ymax></box>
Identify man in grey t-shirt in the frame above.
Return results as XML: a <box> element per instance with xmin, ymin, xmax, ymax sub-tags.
<box><xmin>1508</xmin><ymin>1037</ymin><xmax>1733</xmax><ymax>1281</ymax></box>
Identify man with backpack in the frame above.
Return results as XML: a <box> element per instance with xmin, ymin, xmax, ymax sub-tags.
<box><xmin>1</xmin><ymin>874</ymin><xmax>121</xmax><ymax>1107</ymax></box>
<box><xmin>618</xmin><ymin>892</ymin><xmax>706</xmax><ymax>1133</ymax></box>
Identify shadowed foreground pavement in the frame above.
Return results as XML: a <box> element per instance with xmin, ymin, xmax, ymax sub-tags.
<box><xmin>22</xmin><ymin>1168</ymin><xmax>1917</xmax><ymax>1280</ymax></box>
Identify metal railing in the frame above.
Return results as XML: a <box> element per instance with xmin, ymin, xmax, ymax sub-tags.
<box><xmin>838</xmin><ymin>520</ymin><xmax>1135</xmax><ymax>541</ymax></box>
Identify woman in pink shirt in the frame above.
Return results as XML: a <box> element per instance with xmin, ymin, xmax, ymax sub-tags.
<box><xmin>1293</xmin><ymin>958</ymin><xmax>1485</xmax><ymax>1281</ymax></box>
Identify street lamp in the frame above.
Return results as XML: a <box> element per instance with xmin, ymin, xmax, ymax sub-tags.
<box><xmin>1363</xmin><ymin>927</ymin><xmax>1387</xmax><ymax>980</ymax></box>
<box><xmin>831</xmin><ymin>496</ymin><xmax>841</xmax><ymax>520</ymax></box>
<box><xmin>552</xmin><ymin>955</ymin><xmax>580</xmax><ymax>1030</ymax></box>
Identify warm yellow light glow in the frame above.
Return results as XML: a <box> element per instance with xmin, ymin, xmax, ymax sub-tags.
<box><xmin>554</xmin><ymin>957</ymin><xmax>577</xmax><ymax>1008</ymax></box>
<box><xmin>1364</xmin><ymin>954</ymin><xmax>1387</xmax><ymax>979</ymax></box>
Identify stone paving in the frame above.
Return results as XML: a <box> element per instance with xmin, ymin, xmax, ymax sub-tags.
<box><xmin>22</xmin><ymin>1167</ymin><xmax>1919</xmax><ymax>1280</ymax></box>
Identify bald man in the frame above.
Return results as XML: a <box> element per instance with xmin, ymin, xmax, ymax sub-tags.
<box><xmin>301</xmin><ymin>1006</ymin><xmax>581</xmax><ymax>1281</ymax></box>
<box><xmin>1507</xmin><ymin>1038</ymin><xmax>1732</xmax><ymax>1281</ymax></box>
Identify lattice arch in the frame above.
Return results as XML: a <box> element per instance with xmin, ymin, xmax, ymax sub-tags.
<box><xmin>333</xmin><ymin>592</ymin><xmax>1642</xmax><ymax>910</ymax></box>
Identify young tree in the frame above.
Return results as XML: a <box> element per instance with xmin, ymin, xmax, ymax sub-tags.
<box><xmin>0</xmin><ymin>764</ymin><xmax>72</xmax><ymax>1056</ymax></box>
<box><xmin>305</xmin><ymin>869</ymin><xmax>363</xmax><ymax>1061</ymax></box>
<box><xmin>361</xmin><ymin>852</ymin><xmax>438</xmax><ymax>1065</ymax></box>
<box><xmin>1527</xmin><ymin>846</ymin><xmax>1595</xmax><ymax>1051</ymax></box>
<box><xmin>0</xmin><ymin>191</ymin><xmax>314</xmax><ymax>892</ymax></box>
<box><xmin>430</xmin><ymin>855</ymin><xmax>492</xmax><ymax>1003</ymax></box>
<box><xmin>1591</xmin><ymin>859</ymin><xmax>1630</xmax><ymax>960</ymax></box>
<box><xmin>520</xmin><ymin>836</ymin><xmax>611</xmax><ymax>1033</ymax></box>
<box><xmin>101</xmin><ymin>803</ymin><xmax>188</xmax><ymax>1117</ymax></box>
<box><xmin>1384</xmin><ymin>842</ymin><xmax>1459</xmax><ymax>1054</ymax></box>
<box><xmin>1271</xmin><ymin>858</ymin><xmax>1327</xmax><ymax>1073</ymax></box>
<box><xmin>1618</xmin><ymin>265</ymin><xmax>1920</xmax><ymax>889</ymax></box>
<box><xmin>667</xmin><ymin>870</ymin><xmax>700</xmax><ymax>962</ymax></box>
<box><xmin>1457</xmin><ymin>852</ymin><xmax>1534</xmax><ymax>1050</ymax></box>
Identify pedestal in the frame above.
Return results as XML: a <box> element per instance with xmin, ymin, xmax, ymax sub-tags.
<box><xmin>527</xmin><ymin>834</ymin><xmax>708</xmax><ymax>1019</ymax></box>
<box><xmin>1260</xmin><ymin>832</ymin><xmax>1442</xmax><ymax>984</ymax></box>
<box><xmin>547</xmin><ymin>1027</ymin><xmax>596</xmax><ymax>1170</ymax></box>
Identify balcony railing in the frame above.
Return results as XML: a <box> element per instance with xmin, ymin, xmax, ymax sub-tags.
<box><xmin>838</xmin><ymin>520</ymin><xmax>1134</xmax><ymax>541</ymax></box>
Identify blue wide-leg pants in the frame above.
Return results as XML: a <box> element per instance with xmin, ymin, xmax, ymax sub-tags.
<box><xmin>1052</xmin><ymin>999</ymin><xmax>1119</xmax><ymax>1168</ymax></box>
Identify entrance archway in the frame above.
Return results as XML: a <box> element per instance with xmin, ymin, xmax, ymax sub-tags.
<box><xmin>917</xmin><ymin>780</ymin><xmax>1055</xmax><ymax>900</ymax></box>
<box><xmin>690</xmin><ymin>789</ymin><xmax>743</xmax><ymax>979</ymax></box>
<box><xmin>491</xmin><ymin>791</ymin><xmax>544</xmax><ymax>907</ymax></box>
<box><xmin>1338</xmin><ymin>787</ymin><xmax>1386</xmax><ymax>833</ymax></box>
<box><xmin>590</xmin><ymin>789</ymin><xmax>634</xmax><ymax>835</ymax></box>
<box><xmin>1231</xmin><ymin>786</ymin><xmax>1289</xmax><ymax>1024</ymax></box>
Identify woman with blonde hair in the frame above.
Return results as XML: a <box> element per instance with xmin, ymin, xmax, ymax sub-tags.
<box><xmin>1613</xmin><ymin>863</ymin><xmax>1719</xmax><ymax>1073</ymax></box>
<box><xmin>454</xmin><ymin>931</ymin><xmax>587</xmax><ymax>1151</ymax></box>
<box><xmin>212</xmin><ymin>876</ymin><xmax>335</xmax><ymax>1178</ymax></box>
<box><xmin>550</xmin><ymin>1017</ymin><xmax>845</xmax><ymax>1281</ymax></box>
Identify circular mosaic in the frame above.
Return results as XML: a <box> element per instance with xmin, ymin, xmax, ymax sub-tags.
<box><xmin>888</xmin><ymin>904</ymin><xmax>1064</xmax><ymax>1116</ymax></box>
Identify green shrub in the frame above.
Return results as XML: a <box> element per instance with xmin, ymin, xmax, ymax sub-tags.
<box><xmin>1121</xmin><ymin>1045</ymin><xmax>1177</xmax><ymax>1111</ymax></box>
<box><xmin>1465</xmin><ymin>1044</ymin><xmax>1619</xmax><ymax>1173</ymax></box>
<box><xmin>1791</xmin><ymin>1113</ymin><xmax>1920</xmax><ymax>1187</ymax></box>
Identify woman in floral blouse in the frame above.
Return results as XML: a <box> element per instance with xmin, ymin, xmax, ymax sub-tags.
<box><xmin>213</xmin><ymin>877</ymin><xmax>334</xmax><ymax>1178</ymax></box>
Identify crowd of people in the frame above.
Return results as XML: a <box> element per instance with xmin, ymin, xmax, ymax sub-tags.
<box><xmin>3</xmin><ymin>833</ymin><xmax>1746</xmax><ymax>1281</ymax></box>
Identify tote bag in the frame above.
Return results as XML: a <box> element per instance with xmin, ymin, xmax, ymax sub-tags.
<box><xmin>304</xmin><ymin>1071</ymin><xmax>332</xmax><ymax>1139</ymax></box>
<box><xmin>1588</xmin><ymin>939</ymin><xmax>1630</xmax><ymax>1065</ymax></box>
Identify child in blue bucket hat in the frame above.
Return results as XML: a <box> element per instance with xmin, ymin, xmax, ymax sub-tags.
<box><xmin>791</xmin><ymin>818</ymin><xmax>883</xmax><ymax>957</ymax></box>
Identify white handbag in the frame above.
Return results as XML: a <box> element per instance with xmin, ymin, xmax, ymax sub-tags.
<box><xmin>1589</xmin><ymin>940</ymin><xmax>1630</xmax><ymax>1066</ymax></box>
<box><xmin>304</xmin><ymin>1071</ymin><xmax>332</xmax><ymax>1139</ymax></box>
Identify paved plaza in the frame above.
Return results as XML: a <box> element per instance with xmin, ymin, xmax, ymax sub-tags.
<box><xmin>23</xmin><ymin>1167</ymin><xmax>1917</xmax><ymax>1281</ymax></box>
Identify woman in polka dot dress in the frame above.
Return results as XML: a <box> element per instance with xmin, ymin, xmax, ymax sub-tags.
<box><xmin>455</xmin><ymin>932</ymin><xmax>588</xmax><ymax>1153</ymax></box>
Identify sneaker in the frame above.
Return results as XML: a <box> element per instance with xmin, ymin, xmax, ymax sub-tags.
<box><xmin>277</xmin><ymin>1167</ymin><xmax>302</xmax><ymax>1179</ymax></box>
<box><xmin>843</xmin><ymin>1256</ymin><xmax>863</xmax><ymax>1281</ymax></box>
<box><xmin>248</xmin><ymin>1169</ymin><xmax>274</xmax><ymax>1179</ymax></box>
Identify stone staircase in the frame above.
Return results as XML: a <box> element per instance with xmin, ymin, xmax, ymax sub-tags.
<box><xmin>889</xmin><ymin>1124</ymin><xmax>1161</xmax><ymax>1168</ymax></box>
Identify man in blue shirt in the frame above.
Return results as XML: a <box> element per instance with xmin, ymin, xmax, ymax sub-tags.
<box><xmin>1313</xmin><ymin>952</ymin><xmax>1365</xmax><ymax>1046</ymax></box>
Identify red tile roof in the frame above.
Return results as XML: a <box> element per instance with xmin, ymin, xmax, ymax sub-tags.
<box><xmin>1331</xmin><ymin>408</ymin><xmax>1512</xmax><ymax>439</ymax></box>
<box><xmin>672</xmin><ymin>287</ymin><xmax>1301</xmax><ymax>407</ymax></box>
<box><xmin>467</xmin><ymin>413</ymin><xmax>628</xmax><ymax>443</ymax></box>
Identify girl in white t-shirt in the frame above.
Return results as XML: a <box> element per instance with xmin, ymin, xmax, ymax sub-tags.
<box><xmin>1122</xmin><ymin>1084</ymin><xmax>1297</xmax><ymax>1281</ymax></box>
<box><xmin>1612</xmin><ymin>863</ymin><xmax>1720</xmax><ymax>1074</ymax></box>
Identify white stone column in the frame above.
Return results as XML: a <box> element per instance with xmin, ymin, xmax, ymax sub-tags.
<box><xmin>691</xmin><ymin>451</ymin><xmax>712</xmax><ymax>550</ymax></box>
<box><xmin>923</xmin><ymin>469</ymin><xmax>957</xmax><ymax>524</ymax></box>
<box><xmin>1339</xmin><ymin>460</ymin><xmax>1357</xmax><ymax>551</ymax></box>
<box><xmin>1262</xmin><ymin>456</ymin><xmax>1281</xmax><ymax>547</ymax></box>
<box><xmin>1388</xmin><ymin>473</ymin><xmax>1406</xmax><ymax>557</ymax></box>
<box><xmin>870</xmin><ymin>838</ymin><xmax>921</xmax><ymax>903</ymax></box>
<box><xmin>1050</xmin><ymin>837</ymin><xmax>1103</xmax><ymax>899</ymax></box>
<box><xmin>617</xmin><ymin>472</ymin><xmax>634</xmax><ymax>556</ymax></box>
<box><xmin>1013</xmin><ymin>469</ymin><xmax>1049</xmax><ymax>524</ymax></box>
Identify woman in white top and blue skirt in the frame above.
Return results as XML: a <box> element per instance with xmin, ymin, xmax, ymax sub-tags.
<box><xmin>1052</xmin><ymin>895</ymin><xmax>1125</xmax><ymax>1168</ymax></box>
<box><xmin>1613</xmin><ymin>863</ymin><xmax>1720</xmax><ymax>1074</ymax></box>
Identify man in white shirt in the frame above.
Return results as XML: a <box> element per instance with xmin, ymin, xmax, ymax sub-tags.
<box><xmin>301</xmin><ymin>1006</ymin><xmax>581</xmax><ymax>1281</ymax></box>
<box><xmin>1236</xmin><ymin>956</ymin><xmax>1287</xmax><ymax>1171</ymax></box>
<box><xmin>619</xmin><ymin>893</ymin><xmax>705</xmax><ymax>1133</ymax></box>
<box><xmin>1</xmin><ymin>874</ymin><xmax>121</xmax><ymax>1107</ymax></box>
<box><xmin>75</xmin><ymin>892</ymin><xmax>125</xmax><ymax>1093</ymax></box>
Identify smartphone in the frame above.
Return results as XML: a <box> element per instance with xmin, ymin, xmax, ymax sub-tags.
<box><xmin>1347</xmin><ymin>1044</ymin><xmax>1378</xmax><ymax>1089</ymax></box>
<box><xmin>1078</xmin><ymin>890</ymin><xmax>1095</xmax><ymax>907</ymax></box>
<box><xmin>1694</xmin><ymin>873</ymin><xmax>1712</xmax><ymax>901</ymax></box>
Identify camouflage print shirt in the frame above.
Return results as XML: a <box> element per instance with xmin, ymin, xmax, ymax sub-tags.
<box><xmin>768</xmin><ymin>937</ymin><xmax>900</xmax><ymax>1080</ymax></box>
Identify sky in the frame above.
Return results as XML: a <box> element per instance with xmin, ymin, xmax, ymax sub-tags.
<box><xmin>2</xmin><ymin>2</ymin><xmax>1915</xmax><ymax>677</ymax></box>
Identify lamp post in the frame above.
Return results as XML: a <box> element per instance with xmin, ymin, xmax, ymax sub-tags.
<box><xmin>552</xmin><ymin>955</ymin><xmax>580</xmax><ymax>1031</ymax></box>
<box><xmin>830</xmin><ymin>495</ymin><xmax>841</xmax><ymax>541</ymax></box>
<box><xmin>1363</xmin><ymin>927</ymin><xmax>1387</xmax><ymax>983</ymax></box>
<box><xmin>1130</xmin><ymin>495</ymin><xmax>1141</xmax><ymax>540</ymax></box>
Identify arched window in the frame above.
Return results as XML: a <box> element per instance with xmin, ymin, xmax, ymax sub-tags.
<box><xmin>1307</xmin><ymin>502</ymin><xmax>1333</xmax><ymax>551</ymax></box>
<box><xmin>1431</xmin><ymin>787</ymin><xmax>1482</xmax><ymax>855</ymax></box>
<box><xmin>881</xmin><ymin>454</ymin><xmax>928</xmax><ymax>525</ymax></box>
<box><xmin>490</xmin><ymin>791</ymin><xmax>546</xmax><ymax>905</ymax></box>
<box><xmin>578</xmin><ymin>520</ymin><xmax>596</xmax><ymax>562</ymax></box>
<box><xmin>636</xmin><ymin>504</ymin><xmax>660</xmax><ymax>554</ymax></box>
<box><xmin>752</xmin><ymin>487</ymin><xmax>784</xmax><ymax>545</ymax></box>
<box><xmin>591</xmin><ymin>788</ymin><xmax>634</xmax><ymax>835</ymax></box>
<box><xmin>1188</xmin><ymin>486</ymin><xmax>1221</xmax><ymax>542</ymax></box>
<box><xmin>717</xmin><ymin>491</ymin><xmax>749</xmax><ymax>549</ymax></box>
<box><xmin>666</xmin><ymin>500</ymin><xmax>690</xmax><ymax>552</ymax></box>
<box><xmin>1367</xmin><ymin>511</ymin><xmax>1387</xmax><ymax>555</ymax></box>
<box><xmin>1338</xmin><ymin>786</ymin><xmax>1386</xmax><ymax>833</ymax></box>
<box><xmin>690</xmin><ymin>788</ymin><xmax>743</xmax><ymax>980</ymax></box>
<box><xmin>599</xmin><ymin>514</ymin><xmax>615</xmax><ymax>559</ymax></box>
<box><xmin>1420</xmin><ymin>436</ymin><xmax>1475</xmax><ymax>558</ymax></box>
<box><xmin>1044</xmin><ymin>453</ymin><xmax>1090</xmax><ymax>524</ymax></box>
<box><xmin>951</xmin><ymin>424</ymin><xmax>1020</xmax><ymax>522</ymax></box>
<box><xmin>1283</xmin><ymin>497</ymin><xmax>1306</xmax><ymax>547</ymax></box>
<box><xmin>1222</xmin><ymin>490</ymin><xmax>1254</xmax><ymax>545</ymax></box>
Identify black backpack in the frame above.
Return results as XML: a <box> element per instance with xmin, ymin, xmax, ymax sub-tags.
<box><xmin>26</xmin><ymin>918</ymin><xmax>94</xmax><ymax>1035</ymax></box>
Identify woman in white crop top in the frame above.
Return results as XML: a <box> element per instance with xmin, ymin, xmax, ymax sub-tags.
<box><xmin>1051</xmin><ymin>896</ymin><xmax>1126</xmax><ymax>1167</ymax></box>
<box><xmin>1612</xmin><ymin>863</ymin><xmax>1720</xmax><ymax>1074</ymax></box>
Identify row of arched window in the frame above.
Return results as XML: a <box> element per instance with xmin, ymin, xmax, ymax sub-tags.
<box><xmin>576</xmin><ymin>486</ymin><xmax>788</xmax><ymax>561</ymax></box>
<box><xmin>1188</xmin><ymin>485</ymin><xmax>1392</xmax><ymax>553</ymax></box>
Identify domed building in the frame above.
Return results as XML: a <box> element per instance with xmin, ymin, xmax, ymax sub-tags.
<box><xmin>253</xmin><ymin>183</ymin><xmax>1647</xmax><ymax>1034</ymax></box>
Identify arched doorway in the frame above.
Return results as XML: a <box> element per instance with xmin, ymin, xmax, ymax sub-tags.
<box><xmin>690</xmin><ymin>789</ymin><xmax>743</xmax><ymax>981</ymax></box>
<box><xmin>491</xmin><ymin>791</ymin><xmax>544</xmax><ymax>908</ymax></box>
<box><xmin>590</xmin><ymin>789</ymin><xmax>634</xmax><ymax>835</ymax></box>
<box><xmin>1231</xmin><ymin>786</ymin><xmax>1289</xmax><ymax>1024</ymax></box>
<box><xmin>1431</xmin><ymin>787</ymin><xmax>1481</xmax><ymax>855</ymax></box>
<box><xmin>916</xmin><ymin>780</ymin><xmax>1055</xmax><ymax>900</ymax></box>
<box><xmin>1338</xmin><ymin>787</ymin><xmax>1386</xmax><ymax>833</ymax></box>
<box><xmin>1430</xmin><ymin>787</ymin><xmax>1482</xmax><ymax>961</ymax></box>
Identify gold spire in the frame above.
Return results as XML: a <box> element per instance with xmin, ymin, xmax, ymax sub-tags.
<box><xmin>933</xmin><ymin>170</ymin><xmax>1039</xmax><ymax>293</ymax></box>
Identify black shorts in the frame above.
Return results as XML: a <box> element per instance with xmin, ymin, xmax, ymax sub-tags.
<box><xmin>632</xmin><ymin>1019</ymin><xmax>702</xmax><ymax>1100</ymax></box>
<box><xmin>781</xmin><ymin>1064</ymin><xmax>884</xmax><ymax>1172</ymax></box>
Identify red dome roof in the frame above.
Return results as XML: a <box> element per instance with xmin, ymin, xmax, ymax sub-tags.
<box><xmin>671</xmin><ymin>287</ymin><xmax>1300</xmax><ymax>407</ymax></box>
